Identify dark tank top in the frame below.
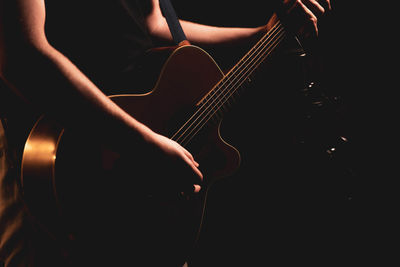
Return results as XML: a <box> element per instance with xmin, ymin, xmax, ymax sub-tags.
<box><xmin>45</xmin><ymin>0</ymin><xmax>154</xmax><ymax>94</ymax></box>
<box><xmin>0</xmin><ymin>1</ymin><xmax>155</xmax><ymax>266</ymax></box>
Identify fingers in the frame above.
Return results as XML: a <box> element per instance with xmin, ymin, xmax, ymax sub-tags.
<box><xmin>148</xmin><ymin>133</ymin><xmax>203</xmax><ymax>194</ymax></box>
<box><xmin>285</xmin><ymin>0</ymin><xmax>330</xmax><ymax>16</ymax></box>
<box><xmin>193</xmin><ymin>184</ymin><xmax>201</xmax><ymax>193</ymax></box>
<box><xmin>180</xmin><ymin>146</ymin><xmax>202</xmax><ymax>180</ymax></box>
<box><xmin>182</xmin><ymin>147</ymin><xmax>200</xmax><ymax>168</ymax></box>
<box><xmin>299</xmin><ymin>1</ymin><xmax>319</xmax><ymax>37</ymax></box>
<box><xmin>185</xmin><ymin>158</ymin><xmax>203</xmax><ymax>182</ymax></box>
<box><xmin>303</xmin><ymin>0</ymin><xmax>325</xmax><ymax>18</ymax></box>
<box><xmin>179</xmin><ymin>184</ymin><xmax>201</xmax><ymax>198</ymax></box>
<box><xmin>181</xmin><ymin>149</ymin><xmax>203</xmax><ymax>193</ymax></box>
<box><xmin>318</xmin><ymin>0</ymin><xmax>332</xmax><ymax>11</ymax></box>
<box><xmin>283</xmin><ymin>0</ymin><xmax>330</xmax><ymax>37</ymax></box>
<box><xmin>284</xmin><ymin>0</ymin><xmax>317</xmax><ymax>37</ymax></box>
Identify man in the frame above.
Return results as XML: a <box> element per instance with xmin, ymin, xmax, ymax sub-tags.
<box><xmin>0</xmin><ymin>0</ymin><xmax>330</xmax><ymax>266</ymax></box>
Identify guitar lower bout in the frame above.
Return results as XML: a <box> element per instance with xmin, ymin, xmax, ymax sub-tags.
<box><xmin>21</xmin><ymin>19</ymin><xmax>287</xmax><ymax>262</ymax></box>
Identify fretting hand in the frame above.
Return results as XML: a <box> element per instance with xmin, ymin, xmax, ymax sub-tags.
<box><xmin>280</xmin><ymin>0</ymin><xmax>332</xmax><ymax>37</ymax></box>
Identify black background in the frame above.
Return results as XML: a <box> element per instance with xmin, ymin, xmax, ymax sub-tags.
<box><xmin>170</xmin><ymin>1</ymin><xmax>395</xmax><ymax>266</ymax></box>
<box><xmin>0</xmin><ymin>1</ymin><xmax>395</xmax><ymax>266</ymax></box>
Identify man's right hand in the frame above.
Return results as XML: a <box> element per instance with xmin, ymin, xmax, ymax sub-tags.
<box><xmin>138</xmin><ymin>131</ymin><xmax>203</xmax><ymax>195</ymax></box>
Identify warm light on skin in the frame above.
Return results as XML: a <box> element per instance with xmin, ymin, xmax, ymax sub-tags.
<box><xmin>194</xmin><ymin>184</ymin><xmax>201</xmax><ymax>193</ymax></box>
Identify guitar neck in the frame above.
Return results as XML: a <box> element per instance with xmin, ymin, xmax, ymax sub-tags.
<box><xmin>172</xmin><ymin>21</ymin><xmax>286</xmax><ymax>146</ymax></box>
<box><xmin>207</xmin><ymin>21</ymin><xmax>286</xmax><ymax>114</ymax></box>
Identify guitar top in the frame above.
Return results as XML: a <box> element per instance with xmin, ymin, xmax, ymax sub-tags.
<box><xmin>20</xmin><ymin>21</ymin><xmax>287</xmax><ymax>266</ymax></box>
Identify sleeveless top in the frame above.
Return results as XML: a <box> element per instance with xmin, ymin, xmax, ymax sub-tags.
<box><xmin>0</xmin><ymin>1</ymin><xmax>154</xmax><ymax>266</ymax></box>
<box><xmin>44</xmin><ymin>0</ymin><xmax>154</xmax><ymax>94</ymax></box>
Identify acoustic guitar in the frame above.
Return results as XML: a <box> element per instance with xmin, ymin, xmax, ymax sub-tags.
<box><xmin>21</xmin><ymin>21</ymin><xmax>287</xmax><ymax>265</ymax></box>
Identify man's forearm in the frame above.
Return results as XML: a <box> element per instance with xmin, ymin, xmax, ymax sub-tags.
<box><xmin>145</xmin><ymin>1</ymin><xmax>277</xmax><ymax>48</ymax></box>
<box><xmin>0</xmin><ymin>44</ymin><xmax>154</xmax><ymax>152</ymax></box>
<box><xmin>180</xmin><ymin>19</ymin><xmax>276</xmax><ymax>48</ymax></box>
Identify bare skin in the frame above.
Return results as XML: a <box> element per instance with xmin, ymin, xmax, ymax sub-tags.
<box><xmin>0</xmin><ymin>0</ymin><xmax>330</xmax><ymax>194</ymax></box>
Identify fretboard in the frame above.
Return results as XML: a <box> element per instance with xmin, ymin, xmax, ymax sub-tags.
<box><xmin>172</xmin><ymin>21</ymin><xmax>286</xmax><ymax>146</ymax></box>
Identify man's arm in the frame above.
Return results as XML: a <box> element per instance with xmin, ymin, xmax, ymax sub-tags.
<box><xmin>145</xmin><ymin>0</ymin><xmax>330</xmax><ymax>47</ymax></box>
<box><xmin>0</xmin><ymin>0</ymin><xmax>202</xmax><ymax>192</ymax></box>
<box><xmin>0</xmin><ymin>0</ymin><xmax>146</xmax><ymax>139</ymax></box>
<box><xmin>145</xmin><ymin>0</ymin><xmax>272</xmax><ymax>47</ymax></box>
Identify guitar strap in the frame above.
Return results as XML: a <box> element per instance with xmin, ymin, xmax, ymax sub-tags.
<box><xmin>158</xmin><ymin>0</ymin><xmax>189</xmax><ymax>45</ymax></box>
<box><xmin>159</xmin><ymin>1</ymin><xmax>304</xmax><ymax>53</ymax></box>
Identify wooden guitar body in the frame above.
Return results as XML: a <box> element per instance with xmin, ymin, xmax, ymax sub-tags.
<box><xmin>21</xmin><ymin>45</ymin><xmax>241</xmax><ymax>266</ymax></box>
<box><xmin>21</xmin><ymin>21</ymin><xmax>287</xmax><ymax>265</ymax></box>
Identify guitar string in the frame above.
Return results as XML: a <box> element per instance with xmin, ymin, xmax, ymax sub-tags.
<box><xmin>171</xmin><ymin>21</ymin><xmax>282</xmax><ymax>143</ymax></box>
<box><xmin>205</xmin><ymin>22</ymin><xmax>284</xmax><ymax>105</ymax></box>
<box><xmin>204</xmin><ymin>22</ymin><xmax>285</xmax><ymax>116</ymax></box>
<box><xmin>173</xmin><ymin>22</ymin><xmax>286</xmax><ymax>145</ymax></box>
<box><xmin>179</xmin><ymin>30</ymin><xmax>286</xmax><ymax>146</ymax></box>
<box><xmin>172</xmin><ymin>21</ymin><xmax>284</xmax><ymax>144</ymax></box>
<box><xmin>175</xmin><ymin>23</ymin><xmax>285</xmax><ymax>146</ymax></box>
